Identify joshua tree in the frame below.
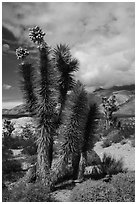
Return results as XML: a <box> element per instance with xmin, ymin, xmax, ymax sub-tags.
<box><xmin>16</xmin><ymin>26</ymin><xmax>99</xmax><ymax>187</ymax></box>
<box><xmin>102</xmin><ymin>95</ymin><xmax>119</xmax><ymax>129</ymax></box>
<box><xmin>16</xmin><ymin>26</ymin><xmax>78</xmax><ymax>186</ymax></box>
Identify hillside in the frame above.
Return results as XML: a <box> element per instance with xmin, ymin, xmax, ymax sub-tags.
<box><xmin>2</xmin><ymin>84</ymin><xmax>135</xmax><ymax>117</ymax></box>
<box><xmin>2</xmin><ymin>104</ymin><xmax>28</xmax><ymax>116</ymax></box>
<box><xmin>88</xmin><ymin>84</ymin><xmax>135</xmax><ymax>116</ymax></box>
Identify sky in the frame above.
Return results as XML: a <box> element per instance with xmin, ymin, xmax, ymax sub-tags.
<box><xmin>2</xmin><ymin>2</ymin><xmax>135</xmax><ymax>108</ymax></box>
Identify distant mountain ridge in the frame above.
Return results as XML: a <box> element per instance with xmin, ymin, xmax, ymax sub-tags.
<box><xmin>2</xmin><ymin>104</ymin><xmax>28</xmax><ymax>116</ymax></box>
<box><xmin>2</xmin><ymin>84</ymin><xmax>135</xmax><ymax>117</ymax></box>
<box><xmin>94</xmin><ymin>84</ymin><xmax>135</xmax><ymax>92</ymax></box>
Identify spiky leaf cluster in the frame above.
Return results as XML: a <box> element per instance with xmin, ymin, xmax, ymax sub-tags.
<box><xmin>53</xmin><ymin>44</ymin><xmax>79</xmax><ymax>105</ymax></box>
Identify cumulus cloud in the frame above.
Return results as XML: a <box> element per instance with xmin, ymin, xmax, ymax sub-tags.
<box><xmin>73</xmin><ymin>38</ymin><xmax>135</xmax><ymax>88</ymax></box>
<box><xmin>2</xmin><ymin>2</ymin><xmax>135</xmax><ymax>89</ymax></box>
<box><xmin>3</xmin><ymin>84</ymin><xmax>12</xmax><ymax>90</ymax></box>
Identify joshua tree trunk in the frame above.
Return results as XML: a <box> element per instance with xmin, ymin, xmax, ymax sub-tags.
<box><xmin>37</xmin><ymin>126</ymin><xmax>52</xmax><ymax>186</ymax></box>
<box><xmin>77</xmin><ymin>151</ymin><xmax>87</xmax><ymax>181</ymax></box>
<box><xmin>72</xmin><ymin>153</ymin><xmax>81</xmax><ymax>180</ymax></box>
<box><xmin>50</xmin><ymin>154</ymin><xmax>69</xmax><ymax>187</ymax></box>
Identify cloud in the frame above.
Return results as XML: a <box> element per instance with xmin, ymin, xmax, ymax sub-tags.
<box><xmin>73</xmin><ymin>38</ymin><xmax>135</xmax><ymax>88</ymax></box>
<box><xmin>2</xmin><ymin>2</ymin><xmax>135</xmax><ymax>89</ymax></box>
<box><xmin>3</xmin><ymin>84</ymin><xmax>12</xmax><ymax>90</ymax></box>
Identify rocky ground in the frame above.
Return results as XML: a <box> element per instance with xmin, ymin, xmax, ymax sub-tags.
<box><xmin>51</xmin><ymin>140</ymin><xmax>135</xmax><ymax>202</ymax></box>
<box><xmin>3</xmin><ymin>117</ymin><xmax>135</xmax><ymax>202</ymax></box>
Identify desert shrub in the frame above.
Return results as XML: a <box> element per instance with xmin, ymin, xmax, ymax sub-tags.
<box><xmin>3</xmin><ymin>159</ymin><xmax>22</xmax><ymax>175</ymax></box>
<box><xmin>2</xmin><ymin>185</ymin><xmax>10</xmax><ymax>202</ymax></box>
<box><xmin>102</xmin><ymin>126</ymin><xmax>114</xmax><ymax>137</ymax></box>
<box><xmin>9</xmin><ymin>181</ymin><xmax>50</xmax><ymax>202</ymax></box>
<box><xmin>110</xmin><ymin>172</ymin><xmax>135</xmax><ymax>202</ymax></box>
<box><xmin>70</xmin><ymin>179</ymin><xmax>119</xmax><ymax>202</ymax></box>
<box><xmin>92</xmin><ymin>154</ymin><xmax>126</xmax><ymax>179</ymax></box>
<box><xmin>102</xmin><ymin>137</ymin><xmax>112</xmax><ymax>148</ymax></box>
<box><xmin>102</xmin><ymin>129</ymin><xmax>124</xmax><ymax>148</ymax></box>
<box><xmin>120</xmin><ymin>125</ymin><xmax>135</xmax><ymax>139</ymax></box>
<box><xmin>86</xmin><ymin>150</ymin><xmax>101</xmax><ymax>166</ymax></box>
<box><xmin>20</xmin><ymin>125</ymin><xmax>37</xmax><ymax>156</ymax></box>
<box><xmin>131</xmin><ymin>138</ymin><xmax>135</xmax><ymax>147</ymax></box>
<box><xmin>2</xmin><ymin>120</ymin><xmax>22</xmax><ymax>181</ymax></box>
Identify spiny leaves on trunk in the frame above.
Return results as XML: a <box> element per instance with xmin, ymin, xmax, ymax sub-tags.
<box><xmin>82</xmin><ymin>103</ymin><xmax>99</xmax><ymax>152</ymax></box>
<box><xmin>53</xmin><ymin>44</ymin><xmax>79</xmax><ymax>115</ymax></box>
<box><xmin>50</xmin><ymin>153</ymin><xmax>69</xmax><ymax>186</ymax></box>
<box><xmin>37</xmin><ymin>43</ymin><xmax>57</xmax><ymax>131</ymax></box>
<box><xmin>19</xmin><ymin>63</ymin><xmax>37</xmax><ymax>115</ymax></box>
<box><xmin>74</xmin><ymin>104</ymin><xmax>99</xmax><ymax>180</ymax></box>
<box><xmin>60</xmin><ymin>81</ymin><xmax>88</xmax><ymax>159</ymax></box>
<box><xmin>37</xmin><ymin>126</ymin><xmax>52</xmax><ymax>185</ymax></box>
<box><xmin>36</xmin><ymin>43</ymin><xmax>58</xmax><ymax>175</ymax></box>
<box><xmin>51</xmin><ymin>82</ymin><xmax>89</xmax><ymax>182</ymax></box>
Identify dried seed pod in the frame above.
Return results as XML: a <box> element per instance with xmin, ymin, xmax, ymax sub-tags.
<box><xmin>16</xmin><ymin>47</ymin><xmax>29</xmax><ymax>60</ymax></box>
<box><xmin>29</xmin><ymin>26</ymin><xmax>45</xmax><ymax>44</ymax></box>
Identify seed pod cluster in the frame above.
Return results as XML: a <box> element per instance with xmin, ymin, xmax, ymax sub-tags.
<box><xmin>16</xmin><ymin>47</ymin><xmax>29</xmax><ymax>59</ymax></box>
<box><xmin>29</xmin><ymin>26</ymin><xmax>45</xmax><ymax>44</ymax></box>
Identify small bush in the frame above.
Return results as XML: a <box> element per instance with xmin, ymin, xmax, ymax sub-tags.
<box><xmin>131</xmin><ymin>138</ymin><xmax>135</xmax><ymax>147</ymax></box>
<box><xmin>20</xmin><ymin>125</ymin><xmax>37</xmax><ymax>156</ymax></box>
<box><xmin>3</xmin><ymin>159</ymin><xmax>22</xmax><ymax>175</ymax></box>
<box><xmin>102</xmin><ymin>129</ymin><xmax>124</xmax><ymax>148</ymax></box>
<box><xmin>110</xmin><ymin>172</ymin><xmax>135</xmax><ymax>202</ymax></box>
<box><xmin>2</xmin><ymin>186</ymin><xmax>10</xmax><ymax>202</ymax></box>
<box><xmin>9</xmin><ymin>181</ymin><xmax>50</xmax><ymax>202</ymax></box>
<box><xmin>120</xmin><ymin>125</ymin><xmax>135</xmax><ymax>139</ymax></box>
<box><xmin>102</xmin><ymin>138</ymin><xmax>112</xmax><ymax>148</ymax></box>
<box><xmin>92</xmin><ymin>154</ymin><xmax>126</xmax><ymax>178</ymax></box>
<box><xmin>70</xmin><ymin>179</ymin><xmax>118</xmax><ymax>202</ymax></box>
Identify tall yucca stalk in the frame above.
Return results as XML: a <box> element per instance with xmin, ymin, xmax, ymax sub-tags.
<box><xmin>53</xmin><ymin>44</ymin><xmax>79</xmax><ymax>122</ymax></box>
<box><xmin>51</xmin><ymin>82</ymin><xmax>88</xmax><ymax>184</ymax></box>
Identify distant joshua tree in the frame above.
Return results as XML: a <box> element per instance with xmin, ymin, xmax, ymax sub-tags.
<box><xmin>16</xmin><ymin>26</ymin><xmax>98</xmax><ymax>187</ymax></box>
<box><xmin>102</xmin><ymin>95</ymin><xmax>119</xmax><ymax>129</ymax></box>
